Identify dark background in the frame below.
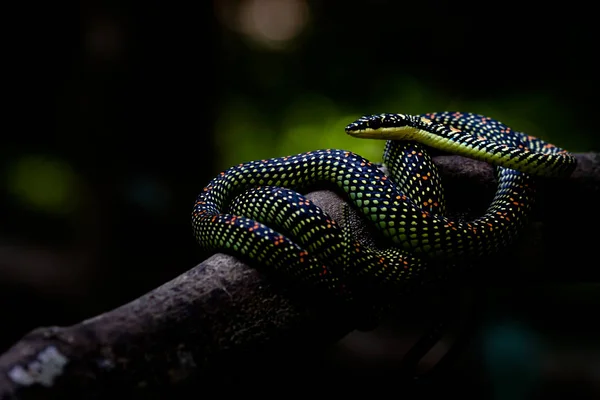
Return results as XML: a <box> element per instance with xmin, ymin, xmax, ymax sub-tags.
<box><xmin>2</xmin><ymin>1</ymin><xmax>599</xmax><ymax>398</ymax></box>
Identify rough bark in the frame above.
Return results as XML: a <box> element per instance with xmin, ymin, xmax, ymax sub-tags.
<box><xmin>1</xmin><ymin>153</ymin><xmax>599</xmax><ymax>400</ymax></box>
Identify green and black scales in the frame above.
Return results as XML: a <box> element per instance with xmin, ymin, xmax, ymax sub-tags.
<box><xmin>192</xmin><ymin>112</ymin><xmax>576</xmax><ymax>303</ymax></box>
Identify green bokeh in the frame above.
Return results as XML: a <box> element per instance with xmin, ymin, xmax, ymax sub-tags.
<box><xmin>6</xmin><ymin>155</ymin><xmax>78</xmax><ymax>215</ymax></box>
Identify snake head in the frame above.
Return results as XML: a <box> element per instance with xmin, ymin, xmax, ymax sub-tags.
<box><xmin>345</xmin><ymin>113</ymin><xmax>418</xmax><ymax>139</ymax></box>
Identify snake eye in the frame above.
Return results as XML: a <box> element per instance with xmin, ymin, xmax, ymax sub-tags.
<box><xmin>366</xmin><ymin>116</ymin><xmax>382</xmax><ymax>130</ymax></box>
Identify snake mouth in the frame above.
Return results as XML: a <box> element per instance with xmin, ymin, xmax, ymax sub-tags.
<box><xmin>346</xmin><ymin>127</ymin><xmax>410</xmax><ymax>139</ymax></box>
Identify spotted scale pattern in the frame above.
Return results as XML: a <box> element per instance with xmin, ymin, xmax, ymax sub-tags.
<box><xmin>383</xmin><ymin>141</ymin><xmax>446</xmax><ymax>215</ymax></box>
<box><xmin>193</xmin><ymin>200</ymin><xmax>346</xmax><ymax>297</ymax></box>
<box><xmin>228</xmin><ymin>186</ymin><xmax>426</xmax><ymax>291</ymax></box>
<box><xmin>193</xmin><ymin>112</ymin><xmax>576</xmax><ymax>297</ymax></box>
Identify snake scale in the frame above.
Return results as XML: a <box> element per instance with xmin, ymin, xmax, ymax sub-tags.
<box><xmin>192</xmin><ymin>112</ymin><xmax>576</xmax><ymax>306</ymax></box>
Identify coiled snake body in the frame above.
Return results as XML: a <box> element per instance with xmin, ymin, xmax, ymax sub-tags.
<box><xmin>192</xmin><ymin>112</ymin><xmax>576</xmax><ymax>304</ymax></box>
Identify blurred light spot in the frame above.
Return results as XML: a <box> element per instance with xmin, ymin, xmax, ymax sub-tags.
<box><xmin>85</xmin><ymin>16</ymin><xmax>123</xmax><ymax>61</ymax></box>
<box><xmin>217</xmin><ymin>0</ymin><xmax>309</xmax><ymax>50</ymax></box>
<box><xmin>482</xmin><ymin>321</ymin><xmax>542</xmax><ymax>400</ymax></box>
<box><xmin>6</xmin><ymin>155</ymin><xmax>77</xmax><ymax>214</ymax></box>
<box><xmin>125</xmin><ymin>176</ymin><xmax>171</xmax><ymax>213</ymax></box>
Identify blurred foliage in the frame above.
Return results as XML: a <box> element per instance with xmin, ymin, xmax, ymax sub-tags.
<box><xmin>215</xmin><ymin>74</ymin><xmax>593</xmax><ymax>172</ymax></box>
<box><xmin>6</xmin><ymin>155</ymin><xmax>78</xmax><ymax>215</ymax></box>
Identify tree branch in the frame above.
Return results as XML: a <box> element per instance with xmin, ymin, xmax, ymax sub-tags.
<box><xmin>1</xmin><ymin>153</ymin><xmax>599</xmax><ymax>399</ymax></box>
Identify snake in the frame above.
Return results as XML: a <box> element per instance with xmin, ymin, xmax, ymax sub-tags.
<box><xmin>192</xmin><ymin>112</ymin><xmax>576</xmax><ymax>305</ymax></box>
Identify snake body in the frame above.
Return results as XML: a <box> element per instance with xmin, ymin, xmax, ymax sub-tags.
<box><xmin>192</xmin><ymin>112</ymin><xmax>576</xmax><ymax>302</ymax></box>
